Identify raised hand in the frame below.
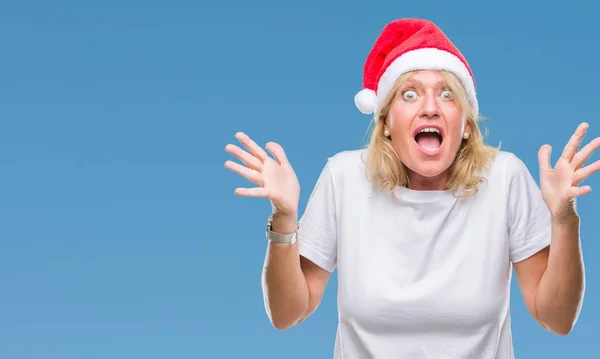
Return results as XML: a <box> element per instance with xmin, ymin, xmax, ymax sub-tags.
<box><xmin>538</xmin><ymin>122</ymin><xmax>600</xmax><ymax>222</ymax></box>
<box><xmin>225</xmin><ymin>132</ymin><xmax>300</xmax><ymax>216</ymax></box>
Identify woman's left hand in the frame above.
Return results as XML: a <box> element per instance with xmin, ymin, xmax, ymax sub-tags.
<box><xmin>538</xmin><ymin>122</ymin><xmax>600</xmax><ymax>222</ymax></box>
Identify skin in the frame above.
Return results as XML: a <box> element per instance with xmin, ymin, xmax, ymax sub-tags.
<box><xmin>384</xmin><ymin>71</ymin><xmax>468</xmax><ymax>190</ymax></box>
<box><xmin>224</xmin><ymin>71</ymin><xmax>600</xmax><ymax>334</ymax></box>
<box><xmin>514</xmin><ymin>123</ymin><xmax>600</xmax><ymax>335</ymax></box>
<box><xmin>224</xmin><ymin>133</ymin><xmax>328</xmax><ymax>329</ymax></box>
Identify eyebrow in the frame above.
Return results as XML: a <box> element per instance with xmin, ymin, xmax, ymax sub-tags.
<box><xmin>402</xmin><ymin>79</ymin><xmax>449</xmax><ymax>88</ymax></box>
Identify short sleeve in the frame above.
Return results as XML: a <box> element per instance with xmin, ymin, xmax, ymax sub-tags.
<box><xmin>506</xmin><ymin>154</ymin><xmax>552</xmax><ymax>263</ymax></box>
<box><xmin>298</xmin><ymin>159</ymin><xmax>338</xmax><ymax>273</ymax></box>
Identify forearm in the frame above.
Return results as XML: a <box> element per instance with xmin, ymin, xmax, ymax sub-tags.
<box><xmin>261</xmin><ymin>212</ymin><xmax>310</xmax><ymax>329</ymax></box>
<box><xmin>536</xmin><ymin>214</ymin><xmax>585</xmax><ymax>335</ymax></box>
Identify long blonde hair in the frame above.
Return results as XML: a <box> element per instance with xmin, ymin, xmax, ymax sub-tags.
<box><xmin>364</xmin><ymin>70</ymin><xmax>498</xmax><ymax>197</ymax></box>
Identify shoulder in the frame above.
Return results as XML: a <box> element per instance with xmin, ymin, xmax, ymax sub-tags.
<box><xmin>314</xmin><ymin>149</ymin><xmax>371</xmax><ymax>193</ymax></box>
<box><xmin>324</xmin><ymin>148</ymin><xmax>368</xmax><ymax>177</ymax></box>
<box><xmin>478</xmin><ymin>150</ymin><xmax>543</xmax><ymax>207</ymax></box>
<box><xmin>484</xmin><ymin>150</ymin><xmax>534</xmax><ymax>181</ymax></box>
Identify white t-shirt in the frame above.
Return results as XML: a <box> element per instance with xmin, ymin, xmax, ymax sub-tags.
<box><xmin>298</xmin><ymin>149</ymin><xmax>551</xmax><ymax>359</ymax></box>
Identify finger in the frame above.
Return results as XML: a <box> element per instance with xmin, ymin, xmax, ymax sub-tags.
<box><xmin>538</xmin><ymin>144</ymin><xmax>552</xmax><ymax>172</ymax></box>
<box><xmin>235</xmin><ymin>132</ymin><xmax>270</xmax><ymax>163</ymax></box>
<box><xmin>266</xmin><ymin>141</ymin><xmax>288</xmax><ymax>166</ymax></box>
<box><xmin>234</xmin><ymin>187</ymin><xmax>270</xmax><ymax>198</ymax></box>
<box><xmin>225</xmin><ymin>143</ymin><xmax>263</xmax><ymax>171</ymax></box>
<box><xmin>567</xmin><ymin>185</ymin><xmax>591</xmax><ymax>199</ymax></box>
<box><xmin>560</xmin><ymin>122</ymin><xmax>588</xmax><ymax>161</ymax></box>
<box><xmin>571</xmin><ymin>136</ymin><xmax>600</xmax><ymax>170</ymax></box>
<box><xmin>573</xmin><ymin>159</ymin><xmax>600</xmax><ymax>185</ymax></box>
<box><xmin>224</xmin><ymin>160</ymin><xmax>264</xmax><ymax>186</ymax></box>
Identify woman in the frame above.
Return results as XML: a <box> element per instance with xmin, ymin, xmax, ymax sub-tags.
<box><xmin>224</xmin><ymin>18</ymin><xmax>599</xmax><ymax>358</ymax></box>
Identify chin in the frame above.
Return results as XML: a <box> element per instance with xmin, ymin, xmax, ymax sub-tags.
<box><xmin>401</xmin><ymin>144</ymin><xmax>454</xmax><ymax>185</ymax></box>
<box><xmin>408</xmin><ymin>161</ymin><xmax>449</xmax><ymax>178</ymax></box>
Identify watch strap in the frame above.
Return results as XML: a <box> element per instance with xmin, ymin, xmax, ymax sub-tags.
<box><xmin>266</xmin><ymin>216</ymin><xmax>298</xmax><ymax>245</ymax></box>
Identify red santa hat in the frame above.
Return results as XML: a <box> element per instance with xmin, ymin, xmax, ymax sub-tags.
<box><xmin>354</xmin><ymin>18</ymin><xmax>478</xmax><ymax>120</ymax></box>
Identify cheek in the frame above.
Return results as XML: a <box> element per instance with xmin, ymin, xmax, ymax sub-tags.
<box><xmin>443</xmin><ymin>107</ymin><xmax>465</xmax><ymax>133</ymax></box>
<box><xmin>388</xmin><ymin>119</ymin><xmax>411</xmax><ymax>144</ymax></box>
<box><xmin>387</xmin><ymin>107</ymin><xmax>413</xmax><ymax>131</ymax></box>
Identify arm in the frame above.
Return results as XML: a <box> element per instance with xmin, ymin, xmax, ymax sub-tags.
<box><xmin>262</xmin><ymin>212</ymin><xmax>332</xmax><ymax>330</ymax></box>
<box><xmin>262</xmin><ymin>156</ymin><xmax>339</xmax><ymax>329</ymax></box>
<box><xmin>514</xmin><ymin>122</ymin><xmax>598</xmax><ymax>335</ymax></box>
<box><xmin>224</xmin><ymin>133</ymin><xmax>336</xmax><ymax>330</ymax></box>
<box><xmin>514</xmin><ymin>213</ymin><xmax>585</xmax><ymax>335</ymax></box>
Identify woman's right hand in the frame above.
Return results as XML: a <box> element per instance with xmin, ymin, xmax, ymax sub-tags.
<box><xmin>225</xmin><ymin>132</ymin><xmax>300</xmax><ymax>217</ymax></box>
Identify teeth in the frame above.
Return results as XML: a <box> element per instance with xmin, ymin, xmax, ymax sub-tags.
<box><xmin>418</xmin><ymin>127</ymin><xmax>440</xmax><ymax>134</ymax></box>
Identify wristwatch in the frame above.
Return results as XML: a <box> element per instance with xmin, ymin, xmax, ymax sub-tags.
<box><xmin>266</xmin><ymin>216</ymin><xmax>298</xmax><ymax>245</ymax></box>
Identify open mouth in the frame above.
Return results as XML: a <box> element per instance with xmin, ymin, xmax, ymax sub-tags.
<box><xmin>413</xmin><ymin>126</ymin><xmax>443</xmax><ymax>154</ymax></box>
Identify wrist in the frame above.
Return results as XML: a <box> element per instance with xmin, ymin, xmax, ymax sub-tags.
<box><xmin>270</xmin><ymin>211</ymin><xmax>299</xmax><ymax>234</ymax></box>
<box><xmin>272</xmin><ymin>208</ymin><xmax>298</xmax><ymax>220</ymax></box>
<box><xmin>551</xmin><ymin>212</ymin><xmax>580</xmax><ymax>226</ymax></box>
<box><xmin>549</xmin><ymin>199</ymin><xmax>579</xmax><ymax>223</ymax></box>
<box><xmin>551</xmin><ymin>213</ymin><xmax>580</xmax><ymax>236</ymax></box>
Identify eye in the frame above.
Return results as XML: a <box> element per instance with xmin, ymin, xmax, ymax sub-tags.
<box><xmin>440</xmin><ymin>89</ymin><xmax>453</xmax><ymax>100</ymax></box>
<box><xmin>402</xmin><ymin>89</ymin><xmax>418</xmax><ymax>101</ymax></box>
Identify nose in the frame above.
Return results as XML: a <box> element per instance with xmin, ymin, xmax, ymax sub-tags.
<box><xmin>419</xmin><ymin>91</ymin><xmax>441</xmax><ymax>119</ymax></box>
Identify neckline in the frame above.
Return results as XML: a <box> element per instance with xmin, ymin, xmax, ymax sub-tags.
<box><xmin>392</xmin><ymin>186</ymin><xmax>457</xmax><ymax>202</ymax></box>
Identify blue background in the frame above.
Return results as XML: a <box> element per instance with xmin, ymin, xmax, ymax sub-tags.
<box><xmin>0</xmin><ymin>0</ymin><xmax>598</xmax><ymax>358</ymax></box>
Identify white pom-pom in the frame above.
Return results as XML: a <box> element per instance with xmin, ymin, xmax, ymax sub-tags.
<box><xmin>354</xmin><ymin>88</ymin><xmax>376</xmax><ymax>114</ymax></box>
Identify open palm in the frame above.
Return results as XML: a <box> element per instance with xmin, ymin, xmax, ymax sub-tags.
<box><xmin>539</xmin><ymin>122</ymin><xmax>600</xmax><ymax>221</ymax></box>
<box><xmin>224</xmin><ymin>132</ymin><xmax>300</xmax><ymax>216</ymax></box>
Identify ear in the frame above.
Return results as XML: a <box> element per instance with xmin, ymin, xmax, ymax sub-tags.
<box><xmin>462</xmin><ymin>121</ymin><xmax>473</xmax><ymax>139</ymax></box>
<box><xmin>384</xmin><ymin>113</ymin><xmax>393</xmax><ymax>130</ymax></box>
<box><xmin>383</xmin><ymin>118</ymin><xmax>391</xmax><ymax>137</ymax></box>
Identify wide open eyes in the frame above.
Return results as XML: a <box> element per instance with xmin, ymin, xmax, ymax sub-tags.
<box><xmin>401</xmin><ymin>89</ymin><xmax>418</xmax><ymax>101</ymax></box>
<box><xmin>401</xmin><ymin>88</ymin><xmax>454</xmax><ymax>101</ymax></box>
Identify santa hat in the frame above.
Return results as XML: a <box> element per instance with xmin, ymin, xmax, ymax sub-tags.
<box><xmin>354</xmin><ymin>18</ymin><xmax>478</xmax><ymax>119</ymax></box>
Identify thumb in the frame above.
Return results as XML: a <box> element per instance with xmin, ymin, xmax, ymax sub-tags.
<box><xmin>538</xmin><ymin>144</ymin><xmax>552</xmax><ymax>173</ymax></box>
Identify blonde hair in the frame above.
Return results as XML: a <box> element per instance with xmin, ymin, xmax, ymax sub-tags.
<box><xmin>364</xmin><ymin>70</ymin><xmax>498</xmax><ymax>197</ymax></box>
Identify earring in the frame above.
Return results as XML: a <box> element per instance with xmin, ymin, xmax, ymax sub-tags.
<box><xmin>384</xmin><ymin>129</ymin><xmax>390</xmax><ymax>137</ymax></box>
<box><xmin>463</xmin><ymin>132</ymin><xmax>470</xmax><ymax>139</ymax></box>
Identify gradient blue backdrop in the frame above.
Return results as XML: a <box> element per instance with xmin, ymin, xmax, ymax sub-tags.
<box><xmin>0</xmin><ymin>0</ymin><xmax>598</xmax><ymax>358</ymax></box>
